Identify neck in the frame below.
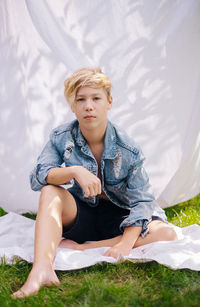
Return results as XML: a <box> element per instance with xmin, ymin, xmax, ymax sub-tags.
<box><xmin>80</xmin><ymin>121</ymin><xmax>107</xmax><ymax>146</ymax></box>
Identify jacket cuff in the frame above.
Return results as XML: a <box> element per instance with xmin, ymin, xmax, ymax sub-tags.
<box><xmin>30</xmin><ymin>164</ymin><xmax>61</xmax><ymax>191</ymax></box>
<box><xmin>120</xmin><ymin>217</ymin><xmax>147</xmax><ymax>230</ymax></box>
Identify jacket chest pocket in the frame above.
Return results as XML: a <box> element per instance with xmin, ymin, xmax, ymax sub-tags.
<box><xmin>105</xmin><ymin>178</ymin><xmax>127</xmax><ymax>193</ymax></box>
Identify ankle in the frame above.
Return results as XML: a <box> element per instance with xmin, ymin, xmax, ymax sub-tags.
<box><xmin>32</xmin><ymin>260</ymin><xmax>54</xmax><ymax>271</ymax></box>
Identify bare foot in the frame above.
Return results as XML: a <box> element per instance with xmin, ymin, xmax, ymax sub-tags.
<box><xmin>59</xmin><ymin>239</ymin><xmax>81</xmax><ymax>250</ymax></box>
<box><xmin>12</xmin><ymin>264</ymin><xmax>60</xmax><ymax>299</ymax></box>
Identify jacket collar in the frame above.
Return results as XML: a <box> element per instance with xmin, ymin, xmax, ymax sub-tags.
<box><xmin>74</xmin><ymin>120</ymin><xmax>119</xmax><ymax>159</ymax></box>
<box><xmin>102</xmin><ymin>120</ymin><xmax>119</xmax><ymax>159</ymax></box>
<box><xmin>75</xmin><ymin>121</ymin><xmax>86</xmax><ymax>147</ymax></box>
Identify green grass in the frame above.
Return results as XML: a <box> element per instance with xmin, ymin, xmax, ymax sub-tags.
<box><xmin>0</xmin><ymin>194</ymin><xmax>200</xmax><ymax>306</ymax></box>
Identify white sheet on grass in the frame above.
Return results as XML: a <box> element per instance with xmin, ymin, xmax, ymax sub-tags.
<box><xmin>1</xmin><ymin>213</ymin><xmax>200</xmax><ymax>271</ymax></box>
<box><xmin>0</xmin><ymin>0</ymin><xmax>200</xmax><ymax>213</ymax></box>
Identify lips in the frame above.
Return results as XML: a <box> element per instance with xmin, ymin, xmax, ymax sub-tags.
<box><xmin>84</xmin><ymin>115</ymin><xmax>96</xmax><ymax>120</ymax></box>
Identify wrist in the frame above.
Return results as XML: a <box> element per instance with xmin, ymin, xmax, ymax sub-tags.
<box><xmin>69</xmin><ymin>165</ymin><xmax>80</xmax><ymax>178</ymax></box>
<box><xmin>116</xmin><ymin>239</ymin><xmax>134</xmax><ymax>250</ymax></box>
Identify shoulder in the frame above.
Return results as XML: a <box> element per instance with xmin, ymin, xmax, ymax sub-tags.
<box><xmin>51</xmin><ymin>120</ymin><xmax>78</xmax><ymax>137</ymax></box>
<box><xmin>49</xmin><ymin>120</ymin><xmax>79</xmax><ymax>148</ymax></box>
<box><xmin>110</xmin><ymin>121</ymin><xmax>141</xmax><ymax>156</ymax></box>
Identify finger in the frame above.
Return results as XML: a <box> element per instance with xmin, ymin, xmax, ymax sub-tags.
<box><xmin>90</xmin><ymin>181</ymin><xmax>101</xmax><ymax>196</ymax></box>
<box><xmin>98</xmin><ymin>180</ymin><xmax>102</xmax><ymax>195</ymax></box>
<box><xmin>104</xmin><ymin>249</ymin><xmax>118</xmax><ymax>259</ymax></box>
<box><xmin>93</xmin><ymin>178</ymin><xmax>101</xmax><ymax>195</ymax></box>
<box><xmin>95</xmin><ymin>181</ymin><xmax>101</xmax><ymax>196</ymax></box>
<box><xmin>105</xmin><ymin>252</ymin><xmax>118</xmax><ymax>259</ymax></box>
<box><xmin>84</xmin><ymin>187</ymin><xmax>90</xmax><ymax>198</ymax></box>
<box><xmin>85</xmin><ymin>183</ymin><xmax>96</xmax><ymax>197</ymax></box>
<box><xmin>83</xmin><ymin>178</ymin><xmax>101</xmax><ymax>197</ymax></box>
<box><xmin>89</xmin><ymin>183</ymin><xmax>96</xmax><ymax>196</ymax></box>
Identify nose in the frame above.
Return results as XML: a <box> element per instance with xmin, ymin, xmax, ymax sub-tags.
<box><xmin>85</xmin><ymin>98</ymin><xmax>94</xmax><ymax>111</ymax></box>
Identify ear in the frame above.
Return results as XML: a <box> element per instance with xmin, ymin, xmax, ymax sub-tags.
<box><xmin>107</xmin><ymin>96</ymin><xmax>112</xmax><ymax>110</ymax></box>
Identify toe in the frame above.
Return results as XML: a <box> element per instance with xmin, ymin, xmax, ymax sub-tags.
<box><xmin>12</xmin><ymin>289</ymin><xmax>27</xmax><ymax>299</ymax></box>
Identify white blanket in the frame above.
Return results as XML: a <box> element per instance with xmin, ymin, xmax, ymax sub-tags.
<box><xmin>0</xmin><ymin>213</ymin><xmax>200</xmax><ymax>271</ymax></box>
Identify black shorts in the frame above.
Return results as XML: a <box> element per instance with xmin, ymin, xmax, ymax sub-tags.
<box><xmin>62</xmin><ymin>196</ymin><xmax>130</xmax><ymax>244</ymax></box>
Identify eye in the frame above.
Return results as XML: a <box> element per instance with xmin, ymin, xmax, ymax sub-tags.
<box><xmin>93</xmin><ymin>97</ymin><xmax>100</xmax><ymax>101</ymax></box>
<box><xmin>76</xmin><ymin>98</ymin><xmax>84</xmax><ymax>102</ymax></box>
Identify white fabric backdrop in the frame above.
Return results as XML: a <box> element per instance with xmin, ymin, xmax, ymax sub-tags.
<box><xmin>0</xmin><ymin>0</ymin><xmax>200</xmax><ymax>213</ymax></box>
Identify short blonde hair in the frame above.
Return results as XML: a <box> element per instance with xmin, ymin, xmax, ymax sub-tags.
<box><xmin>64</xmin><ymin>67</ymin><xmax>112</xmax><ymax>106</ymax></box>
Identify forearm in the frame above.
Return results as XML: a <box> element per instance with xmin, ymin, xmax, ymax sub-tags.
<box><xmin>46</xmin><ymin>166</ymin><xmax>78</xmax><ymax>185</ymax></box>
<box><xmin>119</xmin><ymin>225</ymin><xmax>142</xmax><ymax>249</ymax></box>
<box><xmin>46</xmin><ymin>165</ymin><xmax>101</xmax><ymax>197</ymax></box>
<box><xmin>104</xmin><ymin>225</ymin><xmax>142</xmax><ymax>258</ymax></box>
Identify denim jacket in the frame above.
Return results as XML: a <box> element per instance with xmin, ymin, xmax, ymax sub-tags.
<box><xmin>30</xmin><ymin>120</ymin><xmax>167</xmax><ymax>231</ymax></box>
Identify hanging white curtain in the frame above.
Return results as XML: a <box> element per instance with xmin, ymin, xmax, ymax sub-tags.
<box><xmin>0</xmin><ymin>0</ymin><xmax>200</xmax><ymax>213</ymax></box>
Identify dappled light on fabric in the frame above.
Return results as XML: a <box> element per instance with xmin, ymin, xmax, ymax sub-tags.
<box><xmin>0</xmin><ymin>0</ymin><xmax>200</xmax><ymax>212</ymax></box>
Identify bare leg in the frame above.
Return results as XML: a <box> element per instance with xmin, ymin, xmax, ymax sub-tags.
<box><xmin>59</xmin><ymin>220</ymin><xmax>177</xmax><ymax>251</ymax></box>
<box><xmin>134</xmin><ymin>220</ymin><xmax>178</xmax><ymax>248</ymax></box>
<box><xmin>12</xmin><ymin>185</ymin><xmax>77</xmax><ymax>299</ymax></box>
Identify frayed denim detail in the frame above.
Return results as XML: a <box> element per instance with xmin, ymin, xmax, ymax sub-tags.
<box><xmin>140</xmin><ymin>218</ymin><xmax>152</xmax><ymax>237</ymax></box>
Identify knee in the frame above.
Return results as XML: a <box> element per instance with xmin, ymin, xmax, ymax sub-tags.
<box><xmin>40</xmin><ymin>184</ymin><xmax>65</xmax><ymax>197</ymax></box>
<box><xmin>162</xmin><ymin>227</ymin><xmax>178</xmax><ymax>242</ymax></box>
<box><xmin>41</xmin><ymin>184</ymin><xmax>60</xmax><ymax>193</ymax></box>
<box><xmin>39</xmin><ymin>185</ymin><xmax>66</xmax><ymax>208</ymax></box>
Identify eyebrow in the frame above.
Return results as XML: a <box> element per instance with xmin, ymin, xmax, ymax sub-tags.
<box><xmin>76</xmin><ymin>93</ymin><xmax>102</xmax><ymax>97</ymax></box>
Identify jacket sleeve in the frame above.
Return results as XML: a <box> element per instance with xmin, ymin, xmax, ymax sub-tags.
<box><xmin>120</xmin><ymin>150</ymin><xmax>167</xmax><ymax>230</ymax></box>
<box><xmin>30</xmin><ymin>131</ymin><xmax>63</xmax><ymax>191</ymax></box>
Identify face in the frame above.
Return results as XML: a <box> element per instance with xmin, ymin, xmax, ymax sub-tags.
<box><xmin>71</xmin><ymin>87</ymin><xmax>112</xmax><ymax>132</ymax></box>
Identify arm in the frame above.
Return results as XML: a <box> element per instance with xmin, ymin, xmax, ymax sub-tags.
<box><xmin>104</xmin><ymin>225</ymin><xmax>142</xmax><ymax>258</ymax></box>
<box><xmin>120</xmin><ymin>150</ymin><xmax>167</xmax><ymax>229</ymax></box>
<box><xmin>30</xmin><ymin>131</ymin><xmax>101</xmax><ymax>197</ymax></box>
<box><xmin>30</xmin><ymin>132</ymin><xmax>64</xmax><ymax>191</ymax></box>
<box><xmin>46</xmin><ymin>166</ymin><xmax>101</xmax><ymax>198</ymax></box>
<box><xmin>105</xmin><ymin>149</ymin><xmax>166</xmax><ymax>258</ymax></box>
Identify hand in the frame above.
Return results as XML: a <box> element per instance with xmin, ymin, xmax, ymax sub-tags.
<box><xmin>72</xmin><ymin>166</ymin><xmax>101</xmax><ymax>198</ymax></box>
<box><xmin>104</xmin><ymin>242</ymin><xmax>132</xmax><ymax>259</ymax></box>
